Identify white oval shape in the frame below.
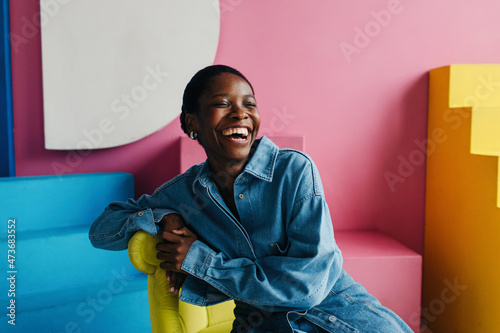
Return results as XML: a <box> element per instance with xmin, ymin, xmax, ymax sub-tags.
<box><xmin>41</xmin><ymin>0</ymin><xmax>220</xmax><ymax>149</ymax></box>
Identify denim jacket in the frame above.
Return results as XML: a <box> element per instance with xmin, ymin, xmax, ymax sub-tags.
<box><xmin>89</xmin><ymin>137</ymin><xmax>410</xmax><ymax>332</ymax></box>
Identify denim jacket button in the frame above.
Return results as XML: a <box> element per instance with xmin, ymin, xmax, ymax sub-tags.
<box><xmin>328</xmin><ymin>315</ymin><xmax>337</xmax><ymax>322</ymax></box>
<box><xmin>239</xmin><ymin>194</ymin><xmax>244</xmax><ymax>199</ymax></box>
<box><xmin>138</xmin><ymin>211</ymin><xmax>143</xmax><ymax>217</ymax></box>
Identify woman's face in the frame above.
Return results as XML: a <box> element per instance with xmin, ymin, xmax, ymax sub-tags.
<box><xmin>187</xmin><ymin>72</ymin><xmax>261</xmax><ymax>169</ymax></box>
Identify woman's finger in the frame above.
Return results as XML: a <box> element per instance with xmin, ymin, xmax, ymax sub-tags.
<box><xmin>156</xmin><ymin>249</ymin><xmax>176</xmax><ymax>261</ymax></box>
<box><xmin>160</xmin><ymin>261</ymin><xmax>182</xmax><ymax>272</ymax></box>
<box><xmin>158</xmin><ymin>231</ymin><xmax>183</xmax><ymax>243</ymax></box>
<box><xmin>156</xmin><ymin>241</ymin><xmax>180</xmax><ymax>253</ymax></box>
<box><xmin>170</xmin><ymin>272</ymin><xmax>187</xmax><ymax>294</ymax></box>
<box><xmin>170</xmin><ymin>273</ymin><xmax>180</xmax><ymax>294</ymax></box>
<box><xmin>171</xmin><ymin>227</ymin><xmax>192</xmax><ymax>237</ymax></box>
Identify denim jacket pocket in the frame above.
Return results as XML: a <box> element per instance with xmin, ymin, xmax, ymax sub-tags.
<box><xmin>269</xmin><ymin>241</ymin><xmax>290</xmax><ymax>256</ymax></box>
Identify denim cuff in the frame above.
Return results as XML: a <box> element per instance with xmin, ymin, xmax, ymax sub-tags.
<box><xmin>132</xmin><ymin>208</ymin><xmax>158</xmax><ymax>237</ymax></box>
<box><xmin>181</xmin><ymin>240</ymin><xmax>214</xmax><ymax>279</ymax></box>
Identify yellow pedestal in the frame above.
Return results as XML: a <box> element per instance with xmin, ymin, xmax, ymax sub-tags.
<box><xmin>424</xmin><ymin>65</ymin><xmax>500</xmax><ymax>332</ymax></box>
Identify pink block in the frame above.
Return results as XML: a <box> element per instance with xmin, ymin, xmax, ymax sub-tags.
<box><xmin>335</xmin><ymin>231</ymin><xmax>422</xmax><ymax>332</ymax></box>
<box><xmin>180</xmin><ymin>136</ymin><xmax>304</xmax><ymax>173</ymax></box>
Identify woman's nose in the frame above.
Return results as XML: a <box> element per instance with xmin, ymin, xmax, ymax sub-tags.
<box><xmin>230</xmin><ymin>105</ymin><xmax>248</xmax><ymax>119</ymax></box>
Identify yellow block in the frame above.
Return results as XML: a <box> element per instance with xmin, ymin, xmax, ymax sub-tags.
<box><xmin>424</xmin><ymin>65</ymin><xmax>500</xmax><ymax>332</ymax></box>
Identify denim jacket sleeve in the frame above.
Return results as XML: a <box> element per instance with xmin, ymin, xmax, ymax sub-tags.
<box><xmin>89</xmin><ymin>194</ymin><xmax>176</xmax><ymax>251</ymax></box>
<box><xmin>181</xmin><ymin>194</ymin><xmax>343</xmax><ymax>312</ymax></box>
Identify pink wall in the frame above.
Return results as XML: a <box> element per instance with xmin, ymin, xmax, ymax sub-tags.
<box><xmin>10</xmin><ymin>0</ymin><xmax>500</xmax><ymax>254</ymax></box>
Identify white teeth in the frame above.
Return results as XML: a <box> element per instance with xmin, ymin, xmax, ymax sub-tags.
<box><xmin>222</xmin><ymin>127</ymin><xmax>249</xmax><ymax>137</ymax></box>
<box><xmin>228</xmin><ymin>136</ymin><xmax>246</xmax><ymax>142</ymax></box>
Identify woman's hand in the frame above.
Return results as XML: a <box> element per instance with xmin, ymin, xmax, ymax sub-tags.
<box><xmin>156</xmin><ymin>214</ymin><xmax>195</xmax><ymax>293</ymax></box>
<box><xmin>165</xmin><ymin>271</ymin><xmax>187</xmax><ymax>294</ymax></box>
<box><xmin>156</xmin><ymin>226</ymin><xmax>198</xmax><ymax>274</ymax></box>
<box><xmin>157</xmin><ymin>213</ymin><xmax>186</xmax><ymax>234</ymax></box>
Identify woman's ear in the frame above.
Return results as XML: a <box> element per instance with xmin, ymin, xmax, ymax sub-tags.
<box><xmin>185</xmin><ymin>113</ymin><xmax>198</xmax><ymax>133</ymax></box>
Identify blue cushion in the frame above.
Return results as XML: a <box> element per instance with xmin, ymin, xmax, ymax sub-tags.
<box><xmin>0</xmin><ymin>173</ymin><xmax>151</xmax><ymax>332</ymax></box>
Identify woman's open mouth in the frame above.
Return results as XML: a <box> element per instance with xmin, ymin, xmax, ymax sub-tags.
<box><xmin>221</xmin><ymin>127</ymin><xmax>250</xmax><ymax>143</ymax></box>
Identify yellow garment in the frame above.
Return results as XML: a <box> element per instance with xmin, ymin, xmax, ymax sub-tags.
<box><xmin>128</xmin><ymin>230</ymin><xmax>235</xmax><ymax>333</ymax></box>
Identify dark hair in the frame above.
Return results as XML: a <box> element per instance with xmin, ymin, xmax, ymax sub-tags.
<box><xmin>180</xmin><ymin>64</ymin><xmax>254</xmax><ymax>135</ymax></box>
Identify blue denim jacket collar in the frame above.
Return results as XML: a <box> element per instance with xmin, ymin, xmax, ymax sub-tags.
<box><xmin>243</xmin><ymin>136</ymin><xmax>279</xmax><ymax>182</ymax></box>
<box><xmin>194</xmin><ymin>136</ymin><xmax>279</xmax><ymax>191</ymax></box>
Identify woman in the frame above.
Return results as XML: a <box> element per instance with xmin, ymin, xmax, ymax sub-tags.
<box><xmin>89</xmin><ymin>65</ymin><xmax>413</xmax><ymax>332</ymax></box>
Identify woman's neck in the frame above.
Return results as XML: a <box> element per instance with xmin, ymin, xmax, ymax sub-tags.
<box><xmin>207</xmin><ymin>158</ymin><xmax>246</xmax><ymax>191</ymax></box>
<box><xmin>208</xmin><ymin>162</ymin><xmax>242</xmax><ymax>220</ymax></box>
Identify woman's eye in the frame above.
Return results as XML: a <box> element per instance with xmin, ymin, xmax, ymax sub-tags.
<box><xmin>213</xmin><ymin>103</ymin><xmax>228</xmax><ymax>108</ymax></box>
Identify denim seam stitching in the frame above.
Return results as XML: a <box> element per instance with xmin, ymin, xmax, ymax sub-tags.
<box><xmin>293</xmin><ymin>193</ymin><xmax>322</xmax><ymax>208</ymax></box>
<box><xmin>339</xmin><ymin>292</ymin><xmax>403</xmax><ymax>330</ymax></box>
<box><xmin>151</xmin><ymin>166</ymin><xmax>200</xmax><ymax>196</ymax></box>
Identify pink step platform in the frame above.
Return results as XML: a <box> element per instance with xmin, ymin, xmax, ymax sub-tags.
<box><xmin>180</xmin><ymin>136</ymin><xmax>422</xmax><ymax>332</ymax></box>
<box><xmin>336</xmin><ymin>231</ymin><xmax>422</xmax><ymax>332</ymax></box>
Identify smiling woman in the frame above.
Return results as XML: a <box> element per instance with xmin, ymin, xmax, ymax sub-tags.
<box><xmin>183</xmin><ymin>67</ymin><xmax>260</xmax><ymax>176</ymax></box>
<box><xmin>89</xmin><ymin>65</ymin><xmax>413</xmax><ymax>333</ymax></box>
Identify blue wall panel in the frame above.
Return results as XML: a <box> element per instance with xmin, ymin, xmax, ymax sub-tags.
<box><xmin>0</xmin><ymin>0</ymin><xmax>15</xmax><ymax>177</ymax></box>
